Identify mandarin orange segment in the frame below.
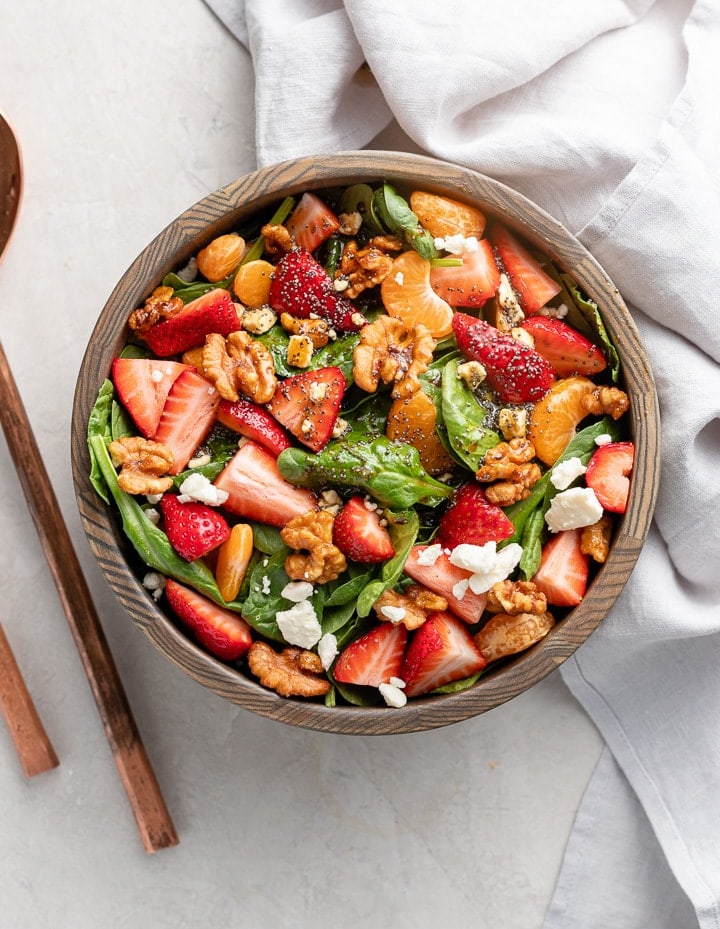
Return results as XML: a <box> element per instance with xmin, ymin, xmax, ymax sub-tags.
<box><xmin>380</xmin><ymin>250</ymin><xmax>454</xmax><ymax>339</ymax></box>
<box><xmin>386</xmin><ymin>389</ymin><xmax>455</xmax><ymax>475</ymax></box>
<box><xmin>215</xmin><ymin>523</ymin><xmax>254</xmax><ymax>602</ymax></box>
<box><xmin>233</xmin><ymin>259</ymin><xmax>274</xmax><ymax>307</ymax></box>
<box><xmin>528</xmin><ymin>376</ymin><xmax>597</xmax><ymax>466</ymax></box>
<box><xmin>409</xmin><ymin>191</ymin><xmax>486</xmax><ymax>239</ymax></box>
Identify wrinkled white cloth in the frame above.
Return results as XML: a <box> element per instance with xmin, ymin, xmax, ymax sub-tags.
<box><xmin>203</xmin><ymin>1</ymin><xmax>720</xmax><ymax>924</ymax></box>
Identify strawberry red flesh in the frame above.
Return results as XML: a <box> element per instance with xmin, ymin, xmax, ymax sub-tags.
<box><xmin>266</xmin><ymin>366</ymin><xmax>345</xmax><ymax>452</ymax></box>
<box><xmin>332</xmin><ymin>497</ymin><xmax>395</xmax><ymax>564</ymax></box>
<box><xmin>217</xmin><ymin>397</ymin><xmax>291</xmax><ymax>457</ymax></box>
<box><xmin>585</xmin><ymin>441</ymin><xmax>635</xmax><ymax>513</ymax></box>
<box><xmin>521</xmin><ymin>316</ymin><xmax>607</xmax><ymax>377</ymax></box>
<box><xmin>160</xmin><ymin>494</ymin><xmax>231</xmax><ymax>561</ymax></box>
<box><xmin>429</xmin><ymin>238</ymin><xmax>500</xmax><ymax>307</ymax></box>
<box><xmin>111</xmin><ymin>357</ymin><xmax>191</xmax><ymax>438</ymax></box>
<box><xmin>214</xmin><ymin>439</ymin><xmax>318</xmax><ymax>527</ymax></box>
<box><xmin>333</xmin><ymin>622</ymin><xmax>408</xmax><ymax>687</ymax></box>
<box><xmin>401</xmin><ymin>611</ymin><xmax>486</xmax><ymax>698</ymax></box>
<box><xmin>165</xmin><ymin>578</ymin><xmax>252</xmax><ymax>661</ymax></box>
<box><xmin>531</xmin><ymin>528</ymin><xmax>589</xmax><ymax>607</ymax></box>
<box><xmin>453</xmin><ymin>313</ymin><xmax>556</xmax><ymax>403</ymax></box>
<box><xmin>403</xmin><ymin>545</ymin><xmax>488</xmax><ymax>624</ymax></box>
<box><xmin>285</xmin><ymin>192</ymin><xmax>341</xmax><ymax>253</ymax></box>
<box><xmin>144</xmin><ymin>288</ymin><xmax>239</xmax><ymax>357</ymax></box>
<box><xmin>268</xmin><ymin>247</ymin><xmax>366</xmax><ymax>332</ymax></box>
<box><xmin>438</xmin><ymin>481</ymin><xmax>515</xmax><ymax>550</ymax></box>
<box><xmin>489</xmin><ymin>223</ymin><xmax>562</xmax><ymax>314</ymax></box>
<box><xmin>154</xmin><ymin>369</ymin><xmax>220</xmax><ymax>474</ymax></box>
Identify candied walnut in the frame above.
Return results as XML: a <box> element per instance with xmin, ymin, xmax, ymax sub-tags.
<box><xmin>581</xmin><ymin>385</ymin><xmax>630</xmax><ymax>420</ymax></box>
<box><xmin>261</xmin><ymin>222</ymin><xmax>294</xmax><ymax>257</ymax></box>
<box><xmin>247</xmin><ymin>642</ymin><xmax>330</xmax><ymax>698</ymax></box>
<box><xmin>196</xmin><ymin>234</ymin><xmax>245</xmax><ymax>282</ymax></box>
<box><xmin>581</xmin><ymin>514</ymin><xmax>613</xmax><ymax>563</ymax></box>
<box><xmin>281</xmin><ymin>511</ymin><xmax>347</xmax><ymax>585</ymax></box>
<box><xmin>486</xmin><ymin>579</ymin><xmax>547</xmax><ymax>616</ymax></box>
<box><xmin>109</xmin><ymin>437</ymin><xmax>174</xmax><ymax>495</ymax></box>
<box><xmin>353</xmin><ymin>315</ymin><xmax>436</xmax><ymax>399</ymax></box>
<box><xmin>474</xmin><ymin>610</ymin><xmax>555</xmax><ymax>663</ymax></box>
<box><xmin>335</xmin><ymin>236</ymin><xmax>404</xmax><ymax>299</ymax></box>
<box><xmin>127</xmin><ymin>286</ymin><xmax>183</xmax><ymax>334</ymax></box>
<box><xmin>202</xmin><ymin>330</ymin><xmax>277</xmax><ymax>403</ymax></box>
<box><xmin>476</xmin><ymin>437</ymin><xmax>542</xmax><ymax>505</ymax></box>
<box><xmin>280</xmin><ymin>312</ymin><xmax>330</xmax><ymax>348</ymax></box>
<box><xmin>374</xmin><ymin>585</ymin><xmax>447</xmax><ymax>631</ymax></box>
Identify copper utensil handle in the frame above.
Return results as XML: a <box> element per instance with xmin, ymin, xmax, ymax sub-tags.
<box><xmin>0</xmin><ymin>622</ymin><xmax>59</xmax><ymax>777</ymax></box>
<box><xmin>0</xmin><ymin>340</ymin><xmax>178</xmax><ymax>852</ymax></box>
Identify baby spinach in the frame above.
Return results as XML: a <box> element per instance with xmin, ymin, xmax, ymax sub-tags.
<box><xmin>561</xmin><ymin>275</ymin><xmax>621</xmax><ymax>383</ymax></box>
<box><xmin>356</xmin><ymin>511</ymin><xmax>419</xmax><ymax>617</ymax></box>
<box><xmin>87</xmin><ymin>380</ymin><xmax>114</xmax><ymax>503</ymax></box>
<box><xmin>372</xmin><ymin>183</ymin><xmax>438</xmax><ymax>260</ymax></box>
<box><xmin>440</xmin><ymin>358</ymin><xmax>501</xmax><ymax>471</ymax></box>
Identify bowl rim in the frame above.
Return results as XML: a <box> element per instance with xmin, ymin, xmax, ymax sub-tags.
<box><xmin>71</xmin><ymin>150</ymin><xmax>661</xmax><ymax>735</ymax></box>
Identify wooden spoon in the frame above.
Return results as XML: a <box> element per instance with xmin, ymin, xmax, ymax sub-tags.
<box><xmin>0</xmin><ymin>112</ymin><xmax>178</xmax><ymax>851</ymax></box>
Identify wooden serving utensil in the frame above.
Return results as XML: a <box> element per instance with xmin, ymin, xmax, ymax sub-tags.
<box><xmin>0</xmin><ymin>112</ymin><xmax>178</xmax><ymax>852</ymax></box>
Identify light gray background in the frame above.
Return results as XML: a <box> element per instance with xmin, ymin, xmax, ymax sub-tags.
<box><xmin>0</xmin><ymin>2</ymin><xmax>603</xmax><ymax>925</ymax></box>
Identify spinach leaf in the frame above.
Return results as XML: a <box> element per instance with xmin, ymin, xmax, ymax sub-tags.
<box><xmin>249</xmin><ymin>522</ymin><xmax>286</xmax><ymax>555</ymax></box>
<box><xmin>431</xmin><ymin>671</ymin><xmax>484</xmax><ymax>694</ymax></box>
<box><xmin>87</xmin><ymin>380</ymin><xmax>114</xmax><ymax>503</ymax></box>
<box><xmin>372</xmin><ymin>183</ymin><xmax>438</xmax><ymax>260</ymax></box>
<box><xmin>240</xmin><ymin>551</ymin><xmax>294</xmax><ymax>642</ymax></box>
<box><xmin>312</xmin><ymin>332</ymin><xmax>361</xmax><ymax>382</ymax></box>
<box><xmin>440</xmin><ymin>358</ymin><xmax>501</xmax><ymax>470</ymax></box>
<box><xmin>518</xmin><ymin>508</ymin><xmax>546</xmax><ymax>579</ymax></box>
<box><xmin>356</xmin><ymin>511</ymin><xmax>419</xmax><ymax>617</ymax></box>
<box><xmin>561</xmin><ymin>275</ymin><xmax>621</xmax><ymax>383</ymax></box>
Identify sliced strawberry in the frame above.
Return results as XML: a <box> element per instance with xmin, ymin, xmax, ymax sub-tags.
<box><xmin>266</xmin><ymin>366</ymin><xmax>345</xmax><ymax>452</ymax></box>
<box><xmin>217</xmin><ymin>397</ymin><xmax>291</xmax><ymax>457</ymax></box>
<box><xmin>521</xmin><ymin>316</ymin><xmax>607</xmax><ymax>377</ymax></box>
<box><xmin>429</xmin><ymin>238</ymin><xmax>500</xmax><ymax>307</ymax></box>
<box><xmin>268</xmin><ymin>247</ymin><xmax>366</xmax><ymax>332</ymax></box>
<box><xmin>333</xmin><ymin>622</ymin><xmax>407</xmax><ymax>687</ymax></box>
<box><xmin>531</xmin><ymin>529</ymin><xmax>589</xmax><ymax>607</ymax></box>
<box><xmin>438</xmin><ymin>482</ymin><xmax>515</xmax><ymax>551</ymax></box>
<box><xmin>213</xmin><ymin>439</ymin><xmax>318</xmax><ymax>527</ymax></box>
<box><xmin>144</xmin><ymin>288</ymin><xmax>239</xmax><ymax>357</ymax></box>
<box><xmin>453</xmin><ymin>313</ymin><xmax>556</xmax><ymax>403</ymax></box>
<box><xmin>111</xmin><ymin>357</ymin><xmax>190</xmax><ymax>437</ymax></box>
<box><xmin>160</xmin><ymin>494</ymin><xmax>230</xmax><ymax>561</ymax></box>
<box><xmin>401</xmin><ymin>611</ymin><xmax>487</xmax><ymax>698</ymax></box>
<box><xmin>165</xmin><ymin>578</ymin><xmax>252</xmax><ymax>661</ymax></box>
<box><xmin>489</xmin><ymin>223</ymin><xmax>562</xmax><ymax>314</ymax></box>
<box><xmin>285</xmin><ymin>192</ymin><xmax>341</xmax><ymax>253</ymax></box>
<box><xmin>585</xmin><ymin>441</ymin><xmax>634</xmax><ymax>513</ymax></box>
<box><xmin>154</xmin><ymin>369</ymin><xmax>220</xmax><ymax>474</ymax></box>
<box><xmin>403</xmin><ymin>545</ymin><xmax>488</xmax><ymax>624</ymax></box>
<box><xmin>332</xmin><ymin>497</ymin><xmax>395</xmax><ymax>564</ymax></box>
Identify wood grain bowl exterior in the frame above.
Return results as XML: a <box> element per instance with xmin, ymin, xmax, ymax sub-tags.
<box><xmin>71</xmin><ymin>151</ymin><xmax>660</xmax><ymax>736</ymax></box>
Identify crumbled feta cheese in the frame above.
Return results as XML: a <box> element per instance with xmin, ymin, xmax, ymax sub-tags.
<box><xmin>333</xmin><ymin>277</ymin><xmax>349</xmax><ymax>292</ymax></box>
<box><xmin>363</xmin><ymin>498</ymin><xmax>378</xmax><ymax>511</ymax></box>
<box><xmin>188</xmin><ymin>452</ymin><xmax>212</xmax><ymax>469</ymax></box>
<box><xmin>545</xmin><ymin>487</ymin><xmax>603</xmax><ymax>533</ymax></box>
<box><xmin>379</xmin><ymin>682</ymin><xmax>408</xmax><ymax>708</ymax></box>
<box><xmin>300</xmin><ymin>418</ymin><xmax>314</xmax><ymax>434</ymax></box>
<box><xmin>379</xmin><ymin>605</ymin><xmax>407</xmax><ymax>624</ymax></box>
<box><xmin>150</xmin><ymin>367</ymin><xmax>165</xmax><ymax>383</ymax></box>
<box><xmin>550</xmin><ymin>456</ymin><xmax>587</xmax><ymax>491</ymax></box>
<box><xmin>142</xmin><ymin>572</ymin><xmax>165</xmax><ymax>601</ymax></box>
<box><xmin>146</xmin><ymin>493</ymin><xmax>163</xmax><ymax>505</ymax></box>
<box><xmin>498</xmin><ymin>407</ymin><xmax>527</xmax><ymax>440</ymax></box>
<box><xmin>317</xmin><ymin>633</ymin><xmax>339</xmax><ymax>670</ymax></box>
<box><xmin>449</xmin><ymin>541</ymin><xmax>524</xmax><ymax>594</ymax></box>
<box><xmin>389</xmin><ymin>676</ymin><xmax>406</xmax><ymax>689</ymax></box>
<box><xmin>553</xmin><ymin>302</ymin><xmax>569</xmax><ymax>319</ymax></box>
<box><xmin>433</xmin><ymin>234</ymin><xmax>479</xmax><ymax>255</ymax></box>
<box><xmin>177</xmin><ymin>472</ymin><xmax>229</xmax><ymax>506</ymax></box>
<box><xmin>452</xmin><ymin>578</ymin><xmax>470</xmax><ymax>600</ymax></box>
<box><xmin>281</xmin><ymin>580</ymin><xmax>314</xmax><ymax>602</ymax></box>
<box><xmin>261</xmin><ymin>575</ymin><xmax>271</xmax><ymax>595</ymax></box>
<box><xmin>276</xmin><ymin>600</ymin><xmax>322</xmax><ymax>649</ymax></box>
<box><xmin>511</xmin><ymin>326</ymin><xmax>535</xmax><ymax>348</ymax></box>
<box><xmin>417</xmin><ymin>543</ymin><xmax>443</xmax><ymax>566</ymax></box>
<box><xmin>144</xmin><ymin>507</ymin><xmax>160</xmax><ymax>526</ymax></box>
<box><xmin>595</xmin><ymin>433</ymin><xmax>613</xmax><ymax>446</ymax></box>
<box><xmin>308</xmin><ymin>381</ymin><xmax>328</xmax><ymax>402</ymax></box>
<box><xmin>457</xmin><ymin>360</ymin><xmax>487</xmax><ymax>390</ymax></box>
<box><xmin>351</xmin><ymin>312</ymin><xmax>366</xmax><ymax>328</ymax></box>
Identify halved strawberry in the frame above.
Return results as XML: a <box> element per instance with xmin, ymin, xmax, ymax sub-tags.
<box><xmin>489</xmin><ymin>223</ymin><xmax>562</xmax><ymax>314</ymax></box>
<box><xmin>585</xmin><ymin>441</ymin><xmax>634</xmax><ymax>513</ymax></box>
<box><xmin>285</xmin><ymin>192</ymin><xmax>341</xmax><ymax>253</ymax></box>
<box><xmin>144</xmin><ymin>288</ymin><xmax>240</xmax><ymax>357</ymax></box>
<box><xmin>111</xmin><ymin>357</ymin><xmax>191</xmax><ymax>437</ymax></box>
<box><xmin>268</xmin><ymin>248</ymin><xmax>366</xmax><ymax>332</ymax></box>
<box><xmin>216</xmin><ymin>397</ymin><xmax>292</xmax><ymax>457</ymax></box>
<box><xmin>154</xmin><ymin>369</ymin><xmax>220</xmax><ymax>474</ymax></box>
<box><xmin>521</xmin><ymin>316</ymin><xmax>607</xmax><ymax>377</ymax></box>
<box><xmin>401</xmin><ymin>611</ymin><xmax>487</xmax><ymax>698</ymax></box>
<box><xmin>438</xmin><ymin>482</ymin><xmax>515</xmax><ymax>551</ymax></box>
<box><xmin>213</xmin><ymin>439</ymin><xmax>318</xmax><ymax>527</ymax></box>
<box><xmin>403</xmin><ymin>545</ymin><xmax>488</xmax><ymax>624</ymax></box>
<box><xmin>453</xmin><ymin>313</ymin><xmax>556</xmax><ymax>403</ymax></box>
<box><xmin>266</xmin><ymin>366</ymin><xmax>345</xmax><ymax>452</ymax></box>
<box><xmin>332</xmin><ymin>497</ymin><xmax>395</xmax><ymax>564</ymax></box>
<box><xmin>531</xmin><ymin>529</ymin><xmax>589</xmax><ymax>607</ymax></box>
<box><xmin>333</xmin><ymin>622</ymin><xmax>407</xmax><ymax>687</ymax></box>
<box><xmin>429</xmin><ymin>238</ymin><xmax>500</xmax><ymax>307</ymax></box>
<box><xmin>165</xmin><ymin>578</ymin><xmax>252</xmax><ymax>662</ymax></box>
<box><xmin>160</xmin><ymin>493</ymin><xmax>230</xmax><ymax>561</ymax></box>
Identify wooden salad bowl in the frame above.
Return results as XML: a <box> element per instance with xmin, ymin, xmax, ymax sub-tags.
<box><xmin>71</xmin><ymin>151</ymin><xmax>660</xmax><ymax>736</ymax></box>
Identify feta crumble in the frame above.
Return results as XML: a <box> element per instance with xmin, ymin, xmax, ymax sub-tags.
<box><xmin>417</xmin><ymin>543</ymin><xmax>443</xmax><ymax>566</ymax></box>
<box><xmin>177</xmin><ymin>472</ymin><xmax>229</xmax><ymax>506</ymax></box>
<box><xmin>379</xmin><ymin>605</ymin><xmax>406</xmax><ymax>624</ymax></box>
<box><xmin>142</xmin><ymin>572</ymin><xmax>165</xmax><ymax>601</ymax></box>
<box><xmin>550</xmin><ymin>456</ymin><xmax>587</xmax><ymax>491</ymax></box>
<box><xmin>449</xmin><ymin>542</ymin><xmax>524</xmax><ymax>594</ymax></box>
<box><xmin>150</xmin><ymin>367</ymin><xmax>165</xmax><ymax>383</ymax></box>
<box><xmin>317</xmin><ymin>633</ymin><xmax>339</xmax><ymax>671</ymax></box>
<box><xmin>595</xmin><ymin>433</ymin><xmax>613</xmax><ymax>446</ymax></box>
<box><xmin>281</xmin><ymin>580</ymin><xmax>314</xmax><ymax>602</ymax></box>
<box><xmin>261</xmin><ymin>575</ymin><xmax>271</xmax><ymax>596</ymax></box>
<box><xmin>276</xmin><ymin>600</ymin><xmax>322</xmax><ymax>649</ymax></box>
<box><xmin>379</xmin><ymin>682</ymin><xmax>408</xmax><ymax>708</ymax></box>
<box><xmin>545</xmin><ymin>487</ymin><xmax>603</xmax><ymax>533</ymax></box>
<box><xmin>452</xmin><ymin>578</ymin><xmax>470</xmax><ymax>600</ymax></box>
<box><xmin>433</xmin><ymin>234</ymin><xmax>479</xmax><ymax>255</ymax></box>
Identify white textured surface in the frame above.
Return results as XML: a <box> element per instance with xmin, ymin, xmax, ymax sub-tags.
<box><xmin>0</xmin><ymin>1</ymin><xmax>602</xmax><ymax>925</ymax></box>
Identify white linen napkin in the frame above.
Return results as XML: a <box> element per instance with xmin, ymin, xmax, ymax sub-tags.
<box><xmin>203</xmin><ymin>1</ymin><xmax>720</xmax><ymax>924</ymax></box>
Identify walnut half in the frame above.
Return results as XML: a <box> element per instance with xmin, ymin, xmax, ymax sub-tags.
<box><xmin>202</xmin><ymin>330</ymin><xmax>277</xmax><ymax>403</ymax></box>
<box><xmin>353</xmin><ymin>315</ymin><xmax>435</xmax><ymax>400</ymax></box>
<box><xmin>109</xmin><ymin>437</ymin><xmax>174</xmax><ymax>495</ymax></box>
<box><xmin>474</xmin><ymin>610</ymin><xmax>555</xmax><ymax>663</ymax></box>
<box><xmin>247</xmin><ymin>642</ymin><xmax>330</xmax><ymax>698</ymax></box>
<box><xmin>281</xmin><ymin>511</ymin><xmax>347</xmax><ymax>585</ymax></box>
